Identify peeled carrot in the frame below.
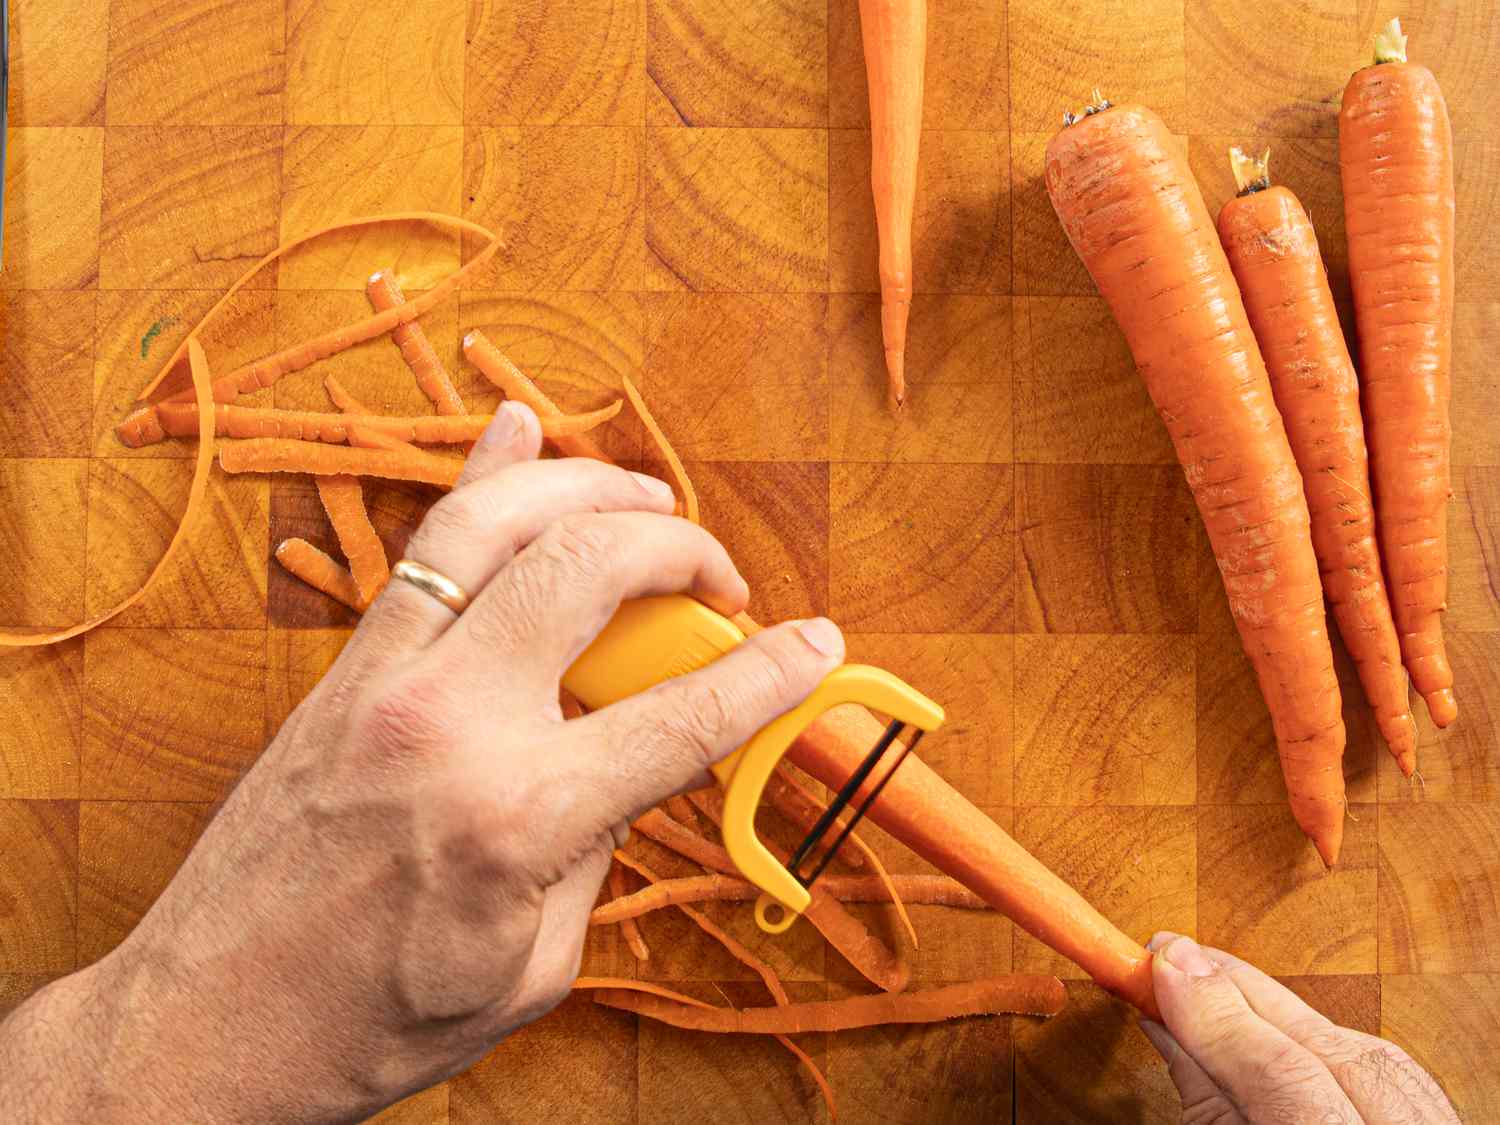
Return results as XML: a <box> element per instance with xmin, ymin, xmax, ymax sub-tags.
<box><xmin>462</xmin><ymin>330</ymin><xmax>610</xmax><ymax>462</ymax></box>
<box><xmin>1046</xmin><ymin>101</ymin><xmax>1347</xmax><ymax>866</ymax></box>
<box><xmin>858</xmin><ymin>0</ymin><xmax>927</xmax><ymax>410</ymax></box>
<box><xmin>1340</xmin><ymin>19</ymin><xmax>1457</xmax><ymax>728</ymax></box>
<box><xmin>314</xmin><ymin>476</ymin><xmax>389</xmax><ymax>606</ymax></box>
<box><xmin>366</xmin><ymin>271</ymin><xmax>467</xmax><ymax>417</ymax></box>
<box><xmin>274</xmin><ymin>538</ymin><xmax>366</xmax><ymax>612</ymax></box>
<box><xmin>219</xmin><ymin>439</ymin><xmax>464</xmax><ymax>489</ymax></box>
<box><xmin>1218</xmin><ymin>147</ymin><xmax>1418</xmax><ymax>774</ymax></box>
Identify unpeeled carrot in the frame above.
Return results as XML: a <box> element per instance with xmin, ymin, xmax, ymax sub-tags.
<box><xmin>858</xmin><ymin>0</ymin><xmax>928</xmax><ymax>410</ymax></box>
<box><xmin>366</xmin><ymin>271</ymin><xmax>467</xmax><ymax>418</ymax></box>
<box><xmin>274</xmin><ymin>538</ymin><xmax>365</xmax><ymax>612</ymax></box>
<box><xmin>1340</xmin><ymin>19</ymin><xmax>1457</xmax><ymax>728</ymax></box>
<box><xmin>1046</xmin><ymin>101</ymin><xmax>1347</xmax><ymax>866</ymax></box>
<box><xmin>462</xmin><ymin>330</ymin><xmax>610</xmax><ymax>462</ymax></box>
<box><xmin>219</xmin><ymin>439</ymin><xmax>464</xmax><ymax>489</ymax></box>
<box><xmin>1218</xmin><ymin>147</ymin><xmax>1418</xmax><ymax>774</ymax></box>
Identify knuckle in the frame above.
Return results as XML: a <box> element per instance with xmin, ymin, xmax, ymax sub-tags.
<box><xmin>544</xmin><ymin>515</ymin><xmax>617</xmax><ymax>585</ymax></box>
<box><xmin>1251</xmin><ymin>1039</ymin><xmax>1330</xmax><ymax>1099</ymax></box>
<box><xmin>351</xmin><ymin>669</ymin><xmax>457</xmax><ymax>761</ymax></box>
<box><xmin>644</xmin><ymin>678</ymin><xmax>738</xmax><ymax>770</ymax></box>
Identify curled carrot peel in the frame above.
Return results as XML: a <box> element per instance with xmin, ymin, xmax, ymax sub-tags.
<box><xmin>1</xmin><ymin>339</ymin><xmax>216</xmax><ymax>648</ymax></box>
<box><xmin>462</xmin><ymin>329</ymin><xmax>610</xmax><ymax>462</ymax></box>
<box><xmin>607</xmin><ymin>862</ymin><xmax>650</xmax><ymax>962</ymax></box>
<box><xmin>274</xmin><ymin>539</ymin><xmax>365</xmax><ymax>612</ymax></box>
<box><xmin>623</xmin><ymin>373</ymin><xmax>699</xmax><ymax>524</ymax></box>
<box><xmin>366</xmin><ymin>270</ymin><xmax>467</xmax><ymax>418</ymax></box>
<box><xmin>314</xmin><ymin>476</ymin><xmax>389</xmax><ymax>605</ymax></box>
<box><xmin>219</xmin><ymin>439</ymin><xmax>464</xmax><ymax>489</ymax></box>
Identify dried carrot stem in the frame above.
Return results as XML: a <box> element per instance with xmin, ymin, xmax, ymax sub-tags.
<box><xmin>144</xmin><ymin>401</ymin><xmax>620</xmax><ymax>447</ymax></box>
<box><xmin>591</xmin><ymin>976</ymin><xmax>1067</xmax><ymax>1030</ymax></box>
<box><xmin>462</xmin><ymin>329</ymin><xmax>610</xmax><ymax>461</ymax></box>
<box><xmin>623</xmin><ymin>373</ymin><xmax>699</xmax><ymax>525</ymax></box>
<box><xmin>274</xmin><ymin>539</ymin><xmax>365</xmax><ymax>612</ymax></box>
<box><xmin>366</xmin><ymin>270</ymin><xmax>467</xmax><ymax>417</ymax></box>
<box><xmin>608</xmin><ymin>862</ymin><xmax>651</xmax><ymax>962</ymax></box>
<box><xmin>591</xmin><ymin>873</ymin><xmax>985</xmax><ymax>925</ymax></box>
<box><xmin>315</xmin><ymin>476</ymin><xmax>389</xmax><ymax>604</ymax></box>
<box><xmin>219</xmin><ymin>439</ymin><xmax>464</xmax><ymax>489</ymax></box>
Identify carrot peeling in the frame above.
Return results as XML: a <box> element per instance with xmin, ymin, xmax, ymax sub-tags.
<box><xmin>622</xmin><ymin>373</ymin><xmax>698</xmax><ymax>524</ymax></box>
<box><xmin>219</xmin><ymin>439</ymin><xmax>464</xmax><ymax>489</ymax></box>
<box><xmin>274</xmin><ymin>539</ymin><xmax>366</xmax><ymax>612</ymax></box>
<box><xmin>366</xmin><ymin>270</ymin><xmax>467</xmax><ymax>417</ymax></box>
<box><xmin>314</xmin><ymin>476</ymin><xmax>389</xmax><ymax>605</ymax></box>
<box><xmin>461</xmin><ymin>329</ymin><xmax>610</xmax><ymax>462</ymax></box>
<box><xmin>608</xmin><ymin>862</ymin><xmax>651</xmax><ymax>962</ymax></box>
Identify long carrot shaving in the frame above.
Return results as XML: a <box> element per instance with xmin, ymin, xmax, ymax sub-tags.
<box><xmin>590</xmin><ymin>976</ymin><xmax>1066</xmax><ymax>1030</ymax></box>
<box><xmin>633</xmin><ymin>808</ymin><xmax>740</xmax><ymax>873</ymax></box>
<box><xmin>315</xmin><ymin>476</ymin><xmax>389</xmax><ymax>605</ymax></box>
<box><xmin>274</xmin><ymin>539</ymin><xmax>365</xmax><ymax>612</ymax></box>
<box><xmin>591</xmin><ymin>873</ymin><xmax>985</xmax><ymax>925</ymax></box>
<box><xmin>665</xmin><ymin>793</ymin><xmax>699</xmax><ymax>825</ymax></box>
<box><xmin>366</xmin><ymin>270</ymin><xmax>467</xmax><ymax>417</ymax></box>
<box><xmin>461</xmin><ymin>329</ymin><xmax>610</xmax><ymax>462</ymax></box>
<box><xmin>323</xmin><ymin>375</ymin><xmax>379</xmax><ymax>420</ymax></box>
<box><xmin>763</xmin><ymin>770</ymin><xmax>864</xmax><ymax>870</ymax></box>
<box><xmin>608</xmin><ymin>862</ymin><xmax>651</xmax><ymax>962</ymax></box>
<box><xmin>143</xmin><ymin>401</ymin><xmax>621</xmax><ymax>447</ymax></box>
<box><xmin>325</xmin><ymin>377</ymin><xmax>420</xmax><ymax>456</ymax></box>
<box><xmin>2</xmin><ymin>339</ymin><xmax>216</xmax><ymax>648</ymax></box>
<box><xmin>219</xmin><ymin>439</ymin><xmax>464</xmax><ymax>489</ymax></box>
<box><xmin>622</xmin><ymin>374</ymin><xmax>699</xmax><ymax>525</ymax></box>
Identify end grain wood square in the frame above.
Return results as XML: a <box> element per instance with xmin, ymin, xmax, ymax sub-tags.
<box><xmin>99</xmin><ymin>127</ymin><xmax>281</xmax><ymax>291</ymax></box>
<box><xmin>1447</xmin><ymin>468</ymin><xmax>1500</xmax><ymax>631</ymax></box>
<box><xmin>1010</xmin><ymin>134</ymin><xmax>1094</xmax><ymax>298</ymax></box>
<box><xmin>1015</xmin><ymin>982</ymin><xmax>1179</xmax><ymax>1125</ymax></box>
<box><xmin>468</xmin><ymin>0</ymin><xmax>643</xmax><ymax>126</ymax></box>
<box><xmin>279</xmin><ymin>127</ymin><xmax>464</xmax><ymax>290</ymax></box>
<box><xmin>451</xmin><ymin>995</ymin><xmax>637</xmax><ymax>1125</ymax></box>
<box><xmin>82</xmin><ymin>629</ymin><xmax>266</xmax><ymax>801</ymax></box>
<box><xmin>285</xmin><ymin>0</ymin><xmax>464</xmax><ymax>126</ymax></box>
<box><xmin>1</xmin><ymin>127</ymin><xmax>104</xmax><ymax>289</ymax></box>
<box><xmin>828</xmin><ymin>0</ymin><xmax>1008</xmax><ymax>130</ymax></box>
<box><xmin>1197</xmin><ymin>803</ymin><xmax>1376</xmax><ymax>975</ymax></box>
<box><xmin>465</xmin><ymin>126</ymin><xmax>644</xmax><ymax>292</ymax></box>
<box><xmin>106</xmin><ymin>0</ymin><xmax>284</xmax><ymax>125</ymax></box>
<box><xmin>647</xmin><ymin>0</ymin><xmax>826</xmax><ymax>127</ymax></box>
<box><xmin>830</xmin><ymin>463</ymin><xmax>1014</xmax><ymax>633</ymax></box>
<box><xmin>1381</xmin><ymin>974</ymin><xmax>1500</xmax><ymax>1125</ymax></box>
<box><xmin>86</xmin><ymin>460</ymin><xmax>269</xmax><ymax>630</ymax></box>
<box><xmin>1185</xmin><ymin>0</ymin><xmax>1356</xmax><ymax>139</ymax></box>
<box><xmin>462</xmin><ymin>291</ymin><xmax>645</xmax><ymax>464</ymax></box>
<box><xmin>0</xmin><ymin>642</ymin><xmax>82</xmax><ymax>799</ymax></box>
<box><xmin>266</xmin><ymin>627</ymin><xmax>353</xmax><ymax>735</ymax></box>
<box><xmin>1454</xmin><ymin>141</ymin><xmax>1500</xmax><ymax>301</ymax></box>
<box><xmin>91</xmin><ymin>289</ymin><xmax>278</xmax><ymax>460</ymax></box>
<box><xmin>0</xmin><ymin>460</ymin><xmax>88</xmax><ymax>629</ymax></box>
<box><xmin>4</xmin><ymin>0</ymin><xmax>108</xmax><ymax>126</ymax></box>
<box><xmin>1014</xmin><ymin>635</ymin><xmax>1195</xmax><ymax>807</ymax></box>
<box><xmin>0</xmin><ymin>291</ymin><xmax>96</xmax><ymax>457</ymax></box>
<box><xmin>0</xmin><ymin>800</ymin><xmax>77</xmax><ymax>973</ymax></box>
<box><xmin>646</xmin><ymin>127</ymin><xmax>826</xmax><ymax>293</ymax></box>
<box><xmin>643</xmin><ymin>293</ymin><xmax>827</xmax><ymax>462</ymax></box>
<box><xmin>1277</xmin><ymin>974</ymin><xmax>1380</xmax><ymax>1034</ymax></box>
<box><xmin>1012</xmin><ymin>806</ymin><xmax>1195</xmax><ymax>978</ymax></box>
<box><xmin>1452</xmin><ymin>303</ymin><xmax>1500</xmax><ymax>466</ymax></box>
<box><xmin>77</xmin><ymin>800</ymin><xmax>215</xmax><ymax>965</ymax></box>
<box><xmin>1016</xmin><ymin>464</ymin><xmax>1197</xmax><ymax>634</ymax></box>
<box><xmin>1008</xmin><ymin>0</ymin><xmax>1186</xmax><ymax>132</ymax></box>
<box><xmin>1011</xmin><ymin>297</ymin><xmax>1173</xmax><ymax>465</ymax></box>
<box><xmin>1379</xmin><ymin>804</ymin><xmax>1500</xmax><ymax>974</ymax></box>
<box><xmin>828</xmin><ymin>128</ymin><xmax>1009</xmax><ymax>296</ymax></box>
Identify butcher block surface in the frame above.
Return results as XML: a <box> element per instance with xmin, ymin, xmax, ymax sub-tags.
<box><xmin>2</xmin><ymin>0</ymin><xmax>1498</xmax><ymax>1121</ymax></box>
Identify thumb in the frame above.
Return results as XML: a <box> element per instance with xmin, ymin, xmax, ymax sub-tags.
<box><xmin>563</xmin><ymin>617</ymin><xmax>845</xmax><ymax>833</ymax></box>
<box><xmin>1152</xmin><ymin>935</ymin><xmax>1361</xmax><ymax>1123</ymax></box>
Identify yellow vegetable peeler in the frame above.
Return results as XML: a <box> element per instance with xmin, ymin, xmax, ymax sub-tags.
<box><xmin>563</xmin><ymin>595</ymin><xmax>944</xmax><ymax>934</ymax></box>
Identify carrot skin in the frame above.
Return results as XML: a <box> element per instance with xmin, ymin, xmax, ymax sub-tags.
<box><xmin>1340</xmin><ymin>60</ymin><xmax>1457</xmax><ymax>728</ymax></box>
<box><xmin>1045</xmin><ymin>105</ymin><xmax>1347</xmax><ymax>866</ymax></box>
<box><xmin>1219</xmin><ymin>184</ymin><xmax>1418</xmax><ymax>773</ymax></box>
<box><xmin>366</xmin><ymin>271</ymin><xmax>467</xmax><ymax>418</ymax></box>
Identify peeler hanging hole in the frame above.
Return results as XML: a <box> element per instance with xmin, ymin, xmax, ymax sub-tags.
<box><xmin>754</xmin><ymin>893</ymin><xmax>797</xmax><ymax>934</ymax></box>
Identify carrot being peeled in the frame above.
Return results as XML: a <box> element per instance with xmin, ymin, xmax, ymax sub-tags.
<box><xmin>1218</xmin><ymin>147</ymin><xmax>1418</xmax><ymax>774</ymax></box>
<box><xmin>1340</xmin><ymin>19</ymin><xmax>1457</xmax><ymax>728</ymax></box>
<box><xmin>858</xmin><ymin>0</ymin><xmax>927</xmax><ymax>410</ymax></box>
<box><xmin>1046</xmin><ymin>101</ymin><xmax>1347</xmax><ymax>866</ymax></box>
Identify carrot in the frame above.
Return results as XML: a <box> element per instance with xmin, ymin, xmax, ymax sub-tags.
<box><xmin>1218</xmin><ymin>147</ymin><xmax>1419</xmax><ymax>774</ymax></box>
<box><xmin>219</xmin><ymin>439</ymin><xmax>464</xmax><ymax>490</ymax></box>
<box><xmin>274</xmin><ymin>539</ymin><xmax>365</xmax><ymax>612</ymax></box>
<box><xmin>1046</xmin><ymin>101</ymin><xmax>1347</xmax><ymax>866</ymax></box>
<box><xmin>591</xmin><ymin>976</ymin><xmax>1067</xmax><ymax>1030</ymax></box>
<box><xmin>1340</xmin><ymin>19</ymin><xmax>1457</xmax><ymax>728</ymax></box>
<box><xmin>462</xmin><ymin>330</ymin><xmax>610</xmax><ymax>462</ymax></box>
<box><xmin>591</xmin><ymin>873</ymin><xmax>986</xmax><ymax>926</ymax></box>
<box><xmin>858</xmin><ymin>0</ymin><xmax>927</xmax><ymax>410</ymax></box>
<box><xmin>314</xmin><ymin>477</ymin><xmax>389</xmax><ymax>605</ymax></box>
<box><xmin>143</xmin><ymin>401</ymin><xmax>621</xmax><ymax>447</ymax></box>
<box><xmin>608</xmin><ymin>862</ymin><xmax>650</xmax><ymax>961</ymax></box>
<box><xmin>366</xmin><ymin>270</ymin><xmax>467</xmax><ymax>418</ymax></box>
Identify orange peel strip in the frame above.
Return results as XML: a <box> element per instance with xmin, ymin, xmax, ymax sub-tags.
<box><xmin>622</xmin><ymin>373</ymin><xmax>698</xmax><ymax>525</ymax></box>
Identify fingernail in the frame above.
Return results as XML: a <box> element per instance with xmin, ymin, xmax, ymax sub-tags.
<box><xmin>1139</xmin><ymin>1019</ymin><xmax>1177</xmax><ymax>1061</ymax></box>
<box><xmin>1147</xmin><ymin>931</ymin><xmax>1182</xmax><ymax>953</ymax></box>
<box><xmin>477</xmin><ymin>402</ymin><xmax>522</xmax><ymax>449</ymax></box>
<box><xmin>795</xmin><ymin>617</ymin><xmax>844</xmax><ymax>659</ymax></box>
<box><xmin>630</xmin><ymin>471</ymin><xmax>675</xmax><ymax>501</ymax></box>
<box><xmin>1162</xmin><ymin>936</ymin><xmax>1216</xmax><ymax>978</ymax></box>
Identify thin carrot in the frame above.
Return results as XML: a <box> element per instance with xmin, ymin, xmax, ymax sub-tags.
<box><xmin>461</xmin><ymin>329</ymin><xmax>610</xmax><ymax>462</ymax></box>
<box><xmin>219</xmin><ymin>440</ymin><xmax>464</xmax><ymax>489</ymax></box>
<box><xmin>143</xmin><ymin>401</ymin><xmax>621</xmax><ymax>447</ymax></box>
<box><xmin>366</xmin><ymin>270</ymin><xmax>467</xmax><ymax>417</ymax></box>
<box><xmin>1046</xmin><ymin>100</ymin><xmax>1347</xmax><ymax>866</ymax></box>
<box><xmin>314</xmin><ymin>477</ymin><xmax>389</xmax><ymax>605</ymax></box>
<box><xmin>858</xmin><ymin>0</ymin><xmax>927</xmax><ymax>410</ymax></box>
<box><xmin>1340</xmin><ymin>18</ymin><xmax>1457</xmax><ymax>728</ymax></box>
<box><xmin>274</xmin><ymin>539</ymin><xmax>365</xmax><ymax>612</ymax></box>
<box><xmin>591</xmin><ymin>873</ymin><xmax>986</xmax><ymax>926</ymax></box>
<box><xmin>1218</xmin><ymin>146</ymin><xmax>1418</xmax><ymax>774</ymax></box>
<box><xmin>591</xmin><ymin>976</ymin><xmax>1067</xmax><ymax>1030</ymax></box>
<box><xmin>623</xmin><ymin>374</ymin><xmax>699</xmax><ymax>525</ymax></box>
<box><xmin>608</xmin><ymin>862</ymin><xmax>650</xmax><ymax>961</ymax></box>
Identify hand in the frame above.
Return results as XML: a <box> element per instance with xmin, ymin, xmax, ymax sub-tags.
<box><xmin>1142</xmin><ymin>932</ymin><xmax>1459</xmax><ymax>1124</ymax></box>
<box><xmin>0</xmin><ymin>402</ymin><xmax>845</xmax><ymax>1124</ymax></box>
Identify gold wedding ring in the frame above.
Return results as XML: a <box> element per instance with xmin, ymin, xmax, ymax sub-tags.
<box><xmin>390</xmin><ymin>559</ymin><xmax>471</xmax><ymax>615</ymax></box>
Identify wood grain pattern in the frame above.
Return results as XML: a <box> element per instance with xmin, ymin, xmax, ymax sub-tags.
<box><xmin>0</xmin><ymin>800</ymin><xmax>78</xmax><ymax>973</ymax></box>
<box><xmin>0</xmin><ymin>643</ymin><xmax>83</xmax><ymax>799</ymax></box>
<box><xmin>4</xmin><ymin>0</ymin><xmax>108</xmax><ymax>126</ymax></box>
<box><xmin>0</xmin><ymin>292</ymin><xmax>96</xmax><ymax>457</ymax></box>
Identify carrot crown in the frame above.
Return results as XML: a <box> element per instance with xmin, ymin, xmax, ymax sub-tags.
<box><xmin>1372</xmin><ymin>17</ymin><xmax>1408</xmax><ymax>64</ymax></box>
<box><xmin>1229</xmin><ymin>146</ymin><xmax>1272</xmax><ymax>196</ymax></box>
<box><xmin>1062</xmin><ymin>88</ymin><xmax>1111</xmax><ymax>127</ymax></box>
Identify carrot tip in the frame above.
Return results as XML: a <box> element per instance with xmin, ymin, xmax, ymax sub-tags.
<box><xmin>1426</xmin><ymin>689</ymin><xmax>1457</xmax><ymax>728</ymax></box>
<box><xmin>367</xmin><ymin>270</ymin><xmax>384</xmax><ymax>283</ymax></box>
<box><xmin>462</xmin><ymin>330</ymin><xmax>478</xmax><ymax>349</ymax></box>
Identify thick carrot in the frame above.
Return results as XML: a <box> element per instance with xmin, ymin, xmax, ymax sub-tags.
<box><xmin>1046</xmin><ymin>101</ymin><xmax>1347</xmax><ymax>866</ymax></box>
<box><xmin>607</xmin><ymin>862</ymin><xmax>650</xmax><ymax>962</ymax></box>
<box><xmin>219</xmin><ymin>440</ymin><xmax>464</xmax><ymax>489</ymax></box>
<box><xmin>1340</xmin><ymin>19</ymin><xmax>1457</xmax><ymax>728</ymax></box>
<box><xmin>1218</xmin><ymin>147</ymin><xmax>1418</xmax><ymax>774</ymax></box>
<box><xmin>144</xmin><ymin>401</ymin><xmax>621</xmax><ymax>447</ymax></box>
<box><xmin>274</xmin><ymin>539</ymin><xmax>365</xmax><ymax>612</ymax></box>
<box><xmin>461</xmin><ymin>330</ymin><xmax>610</xmax><ymax>462</ymax></box>
<box><xmin>858</xmin><ymin>0</ymin><xmax>927</xmax><ymax>410</ymax></box>
<box><xmin>592</xmin><ymin>976</ymin><xmax>1066</xmax><ymax>1030</ymax></box>
<box><xmin>366</xmin><ymin>271</ymin><xmax>467</xmax><ymax>417</ymax></box>
<box><xmin>314</xmin><ymin>476</ymin><xmax>389</xmax><ymax>606</ymax></box>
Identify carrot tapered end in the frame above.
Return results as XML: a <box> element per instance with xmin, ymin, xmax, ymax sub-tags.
<box><xmin>1313</xmin><ymin>817</ymin><xmax>1344</xmax><ymax>869</ymax></box>
<box><xmin>885</xmin><ymin>349</ymin><xmax>907</xmax><ymax>412</ymax></box>
<box><xmin>1425</xmin><ymin>688</ymin><xmax>1457</xmax><ymax>728</ymax></box>
<box><xmin>116</xmin><ymin>404</ymin><xmax>165</xmax><ymax>448</ymax></box>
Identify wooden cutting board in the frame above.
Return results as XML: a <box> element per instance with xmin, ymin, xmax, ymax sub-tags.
<box><xmin>3</xmin><ymin>0</ymin><xmax>1497</xmax><ymax>1121</ymax></box>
